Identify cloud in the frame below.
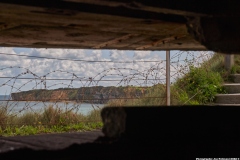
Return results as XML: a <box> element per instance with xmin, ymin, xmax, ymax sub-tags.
<box><xmin>0</xmin><ymin>48</ymin><xmax>213</xmax><ymax>95</ymax></box>
<box><xmin>109</xmin><ymin>50</ymin><xmax>129</xmax><ymax>61</ymax></box>
<box><xmin>133</xmin><ymin>51</ymin><xmax>151</xmax><ymax>59</ymax></box>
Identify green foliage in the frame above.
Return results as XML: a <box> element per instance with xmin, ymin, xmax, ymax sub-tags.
<box><xmin>233</xmin><ymin>55</ymin><xmax>240</xmax><ymax>74</ymax></box>
<box><xmin>0</xmin><ymin>122</ymin><xmax>103</xmax><ymax>136</ymax></box>
<box><xmin>0</xmin><ymin>106</ymin><xmax>103</xmax><ymax>137</ymax></box>
<box><xmin>175</xmin><ymin>90</ymin><xmax>199</xmax><ymax>105</ymax></box>
<box><xmin>177</xmin><ymin>65</ymin><xmax>225</xmax><ymax>104</ymax></box>
<box><xmin>231</xmin><ymin>64</ymin><xmax>240</xmax><ymax>74</ymax></box>
<box><xmin>108</xmin><ymin>53</ymin><xmax>227</xmax><ymax>106</ymax></box>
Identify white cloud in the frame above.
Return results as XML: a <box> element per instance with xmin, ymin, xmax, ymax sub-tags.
<box><xmin>0</xmin><ymin>47</ymin><xmax>213</xmax><ymax>95</ymax></box>
<box><xmin>133</xmin><ymin>51</ymin><xmax>151</xmax><ymax>59</ymax></box>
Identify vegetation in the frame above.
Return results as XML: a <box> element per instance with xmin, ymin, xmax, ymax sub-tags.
<box><xmin>230</xmin><ymin>55</ymin><xmax>240</xmax><ymax>74</ymax></box>
<box><xmin>0</xmin><ymin>106</ymin><xmax>102</xmax><ymax>136</ymax></box>
<box><xmin>175</xmin><ymin>65</ymin><xmax>225</xmax><ymax>104</ymax></box>
<box><xmin>1</xmin><ymin>53</ymin><xmax>234</xmax><ymax>136</ymax></box>
<box><xmin>107</xmin><ymin>53</ymin><xmax>227</xmax><ymax>106</ymax></box>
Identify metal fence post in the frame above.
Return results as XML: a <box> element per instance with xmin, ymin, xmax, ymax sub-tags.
<box><xmin>166</xmin><ymin>50</ymin><xmax>170</xmax><ymax>106</ymax></box>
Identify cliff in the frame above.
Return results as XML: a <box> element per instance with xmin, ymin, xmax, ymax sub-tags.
<box><xmin>11</xmin><ymin>86</ymin><xmax>148</xmax><ymax>103</ymax></box>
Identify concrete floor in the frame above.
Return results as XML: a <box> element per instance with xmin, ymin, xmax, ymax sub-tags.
<box><xmin>0</xmin><ymin>130</ymin><xmax>103</xmax><ymax>153</ymax></box>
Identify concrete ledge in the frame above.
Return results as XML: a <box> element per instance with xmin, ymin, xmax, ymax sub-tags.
<box><xmin>101</xmin><ymin>106</ymin><xmax>240</xmax><ymax>142</ymax></box>
<box><xmin>0</xmin><ymin>130</ymin><xmax>103</xmax><ymax>153</ymax></box>
<box><xmin>214</xmin><ymin>103</ymin><xmax>240</xmax><ymax>106</ymax></box>
<box><xmin>215</xmin><ymin>93</ymin><xmax>240</xmax><ymax>104</ymax></box>
<box><xmin>230</xmin><ymin>74</ymin><xmax>240</xmax><ymax>83</ymax></box>
<box><xmin>223</xmin><ymin>83</ymin><xmax>240</xmax><ymax>93</ymax></box>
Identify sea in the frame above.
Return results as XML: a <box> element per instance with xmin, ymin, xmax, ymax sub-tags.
<box><xmin>0</xmin><ymin>95</ymin><xmax>105</xmax><ymax>116</ymax></box>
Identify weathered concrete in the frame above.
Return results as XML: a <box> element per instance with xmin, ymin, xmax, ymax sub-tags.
<box><xmin>222</xmin><ymin>83</ymin><xmax>240</xmax><ymax>94</ymax></box>
<box><xmin>0</xmin><ymin>1</ymin><xmax>204</xmax><ymax>51</ymax></box>
<box><xmin>0</xmin><ymin>130</ymin><xmax>103</xmax><ymax>153</ymax></box>
<box><xmin>101</xmin><ymin>106</ymin><xmax>240</xmax><ymax>141</ymax></box>
<box><xmin>186</xmin><ymin>17</ymin><xmax>240</xmax><ymax>53</ymax></box>
<box><xmin>230</xmin><ymin>74</ymin><xmax>240</xmax><ymax>83</ymax></box>
<box><xmin>215</xmin><ymin>93</ymin><xmax>240</xmax><ymax>104</ymax></box>
<box><xmin>214</xmin><ymin>103</ymin><xmax>240</xmax><ymax>106</ymax></box>
<box><xmin>0</xmin><ymin>1</ymin><xmax>240</xmax><ymax>52</ymax></box>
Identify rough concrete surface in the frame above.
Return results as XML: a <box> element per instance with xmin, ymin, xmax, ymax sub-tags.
<box><xmin>0</xmin><ymin>1</ymin><xmax>240</xmax><ymax>52</ymax></box>
<box><xmin>223</xmin><ymin>83</ymin><xmax>240</xmax><ymax>94</ymax></box>
<box><xmin>0</xmin><ymin>130</ymin><xmax>103</xmax><ymax>153</ymax></box>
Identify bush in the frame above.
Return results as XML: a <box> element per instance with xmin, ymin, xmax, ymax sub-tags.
<box><xmin>179</xmin><ymin>66</ymin><xmax>225</xmax><ymax>104</ymax></box>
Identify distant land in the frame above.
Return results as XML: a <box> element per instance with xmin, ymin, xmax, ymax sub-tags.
<box><xmin>11</xmin><ymin>86</ymin><xmax>150</xmax><ymax>103</ymax></box>
<box><xmin>0</xmin><ymin>95</ymin><xmax>11</xmax><ymax>100</ymax></box>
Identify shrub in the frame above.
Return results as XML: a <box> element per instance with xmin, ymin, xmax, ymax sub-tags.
<box><xmin>179</xmin><ymin>66</ymin><xmax>225</xmax><ymax>104</ymax></box>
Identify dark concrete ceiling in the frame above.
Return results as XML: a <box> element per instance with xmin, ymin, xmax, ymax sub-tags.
<box><xmin>0</xmin><ymin>0</ymin><xmax>239</xmax><ymax>53</ymax></box>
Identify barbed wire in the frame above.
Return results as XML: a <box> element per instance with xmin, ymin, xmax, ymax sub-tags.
<box><xmin>0</xmin><ymin>52</ymin><xmax>161</xmax><ymax>63</ymax></box>
<box><xmin>0</xmin><ymin>50</ymin><xmax>217</xmax><ymax>127</ymax></box>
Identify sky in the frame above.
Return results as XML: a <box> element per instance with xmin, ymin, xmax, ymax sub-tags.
<box><xmin>0</xmin><ymin>47</ymin><xmax>213</xmax><ymax>95</ymax></box>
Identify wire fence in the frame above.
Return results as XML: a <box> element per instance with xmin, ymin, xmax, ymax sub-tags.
<box><xmin>0</xmin><ymin>50</ymin><xmax>224</xmax><ymax>129</ymax></box>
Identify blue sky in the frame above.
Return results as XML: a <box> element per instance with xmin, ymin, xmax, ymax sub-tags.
<box><xmin>0</xmin><ymin>47</ymin><xmax>213</xmax><ymax>95</ymax></box>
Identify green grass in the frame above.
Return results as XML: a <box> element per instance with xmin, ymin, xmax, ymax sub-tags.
<box><xmin>0</xmin><ymin>106</ymin><xmax>103</xmax><ymax>137</ymax></box>
<box><xmin>0</xmin><ymin>122</ymin><xmax>103</xmax><ymax>136</ymax></box>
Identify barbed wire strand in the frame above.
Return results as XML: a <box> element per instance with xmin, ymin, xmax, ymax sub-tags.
<box><xmin>0</xmin><ymin>51</ymin><xmax>217</xmax><ymax>127</ymax></box>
